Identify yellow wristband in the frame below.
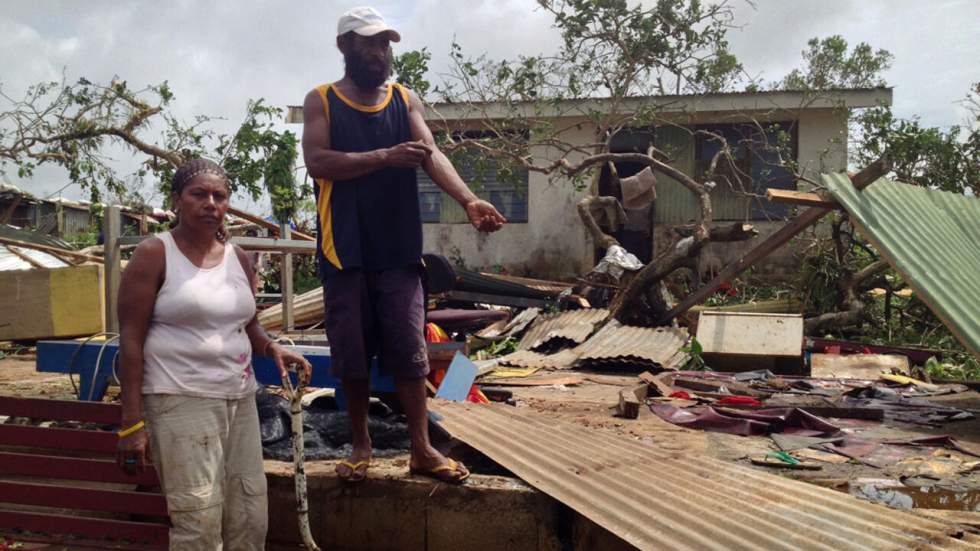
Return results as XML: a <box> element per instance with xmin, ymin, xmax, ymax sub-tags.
<box><xmin>117</xmin><ymin>420</ymin><xmax>145</xmax><ymax>439</ymax></box>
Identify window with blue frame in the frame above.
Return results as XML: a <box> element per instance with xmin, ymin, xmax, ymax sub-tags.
<box><xmin>416</xmin><ymin>133</ymin><xmax>529</xmax><ymax>223</ymax></box>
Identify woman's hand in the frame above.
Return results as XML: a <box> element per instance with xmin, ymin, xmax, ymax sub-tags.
<box><xmin>269</xmin><ymin>342</ymin><xmax>314</xmax><ymax>386</ymax></box>
<box><xmin>116</xmin><ymin>426</ymin><xmax>150</xmax><ymax>475</ymax></box>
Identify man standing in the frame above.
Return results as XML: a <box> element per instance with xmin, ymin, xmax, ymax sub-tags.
<box><xmin>301</xmin><ymin>7</ymin><xmax>506</xmax><ymax>484</ymax></box>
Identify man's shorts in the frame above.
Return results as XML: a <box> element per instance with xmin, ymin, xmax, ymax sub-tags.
<box><xmin>321</xmin><ymin>266</ymin><xmax>429</xmax><ymax>380</ymax></box>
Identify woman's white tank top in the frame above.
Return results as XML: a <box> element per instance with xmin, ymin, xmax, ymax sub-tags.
<box><xmin>141</xmin><ymin>232</ymin><xmax>258</xmax><ymax>399</ymax></box>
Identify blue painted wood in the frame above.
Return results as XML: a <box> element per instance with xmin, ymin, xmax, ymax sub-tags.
<box><xmin>35</xmin><ymin>340</ymin><xmax>395</xmax><ymax>403</ymax></box>
<box><xmin>434</xmin><ymin>352</ymin><xmax>478</xmax><ymax>402</ymax></box>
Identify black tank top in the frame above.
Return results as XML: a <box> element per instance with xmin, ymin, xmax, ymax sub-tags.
<box><xmin>312</xmin><ymin>83</ymin><xmax>422</xmax><ymax>278</ymax></box>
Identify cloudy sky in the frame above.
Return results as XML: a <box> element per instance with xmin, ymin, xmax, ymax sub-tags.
<box><xmin>2</xmin><ymin>0</ymin><xmax>977</xmax><ymax>210</ymax></box>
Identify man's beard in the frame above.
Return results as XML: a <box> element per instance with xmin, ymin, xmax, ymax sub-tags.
<box><xmin>344</xmin><ymin>50</ymin><xmax>392</xmax><ymax>90</ymax></box>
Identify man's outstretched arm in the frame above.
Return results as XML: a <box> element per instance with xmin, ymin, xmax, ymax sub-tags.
<box><xmin>406</xmin><ymin>89</ymin><xmax>506</xmax><ymax>232</ymax></box>
<box><xmin>301</xmin><ymin>89</ymin><xmax>430</xmax><ymax>181</ymax></box>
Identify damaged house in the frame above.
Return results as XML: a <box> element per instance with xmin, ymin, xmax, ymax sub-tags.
<box><xmin>343</xmin><ymin>87</ymin><xmax>890</xmax><ymax>279</ymax></box>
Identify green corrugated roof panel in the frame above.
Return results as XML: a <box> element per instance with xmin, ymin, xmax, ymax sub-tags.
<box><xmin>823</xmin><ymin>172</ymin><xmax>980</xmax><ymax>360</ymax></box>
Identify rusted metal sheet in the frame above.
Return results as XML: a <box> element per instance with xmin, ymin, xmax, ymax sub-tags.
<box><xmin>502</xmin><ymin>320</ymin><xmax>688</xmax><ymax>371</ymax></box>
<box><xmin>432</xmin><ymin>401</ymin><xmax>978</xmax><ymax>550</ymax></box>
<box><xmin>823</xmin><ymin>173</ymin><xmax>980</xmax><ymax>360</ymax></box>
<box><xmin>497</xmin><ymin>348</ymin><xmax>581</xmax><ymax>369</ymax></box>
<box><xmin>517</xmin><ymin>308</ymin><xmax>608</xmax><ymax>351</ymax></box>
<box><xmin>475</xmin><ymin>307</ymin><xmax>541</xmax><ymax>340</ymax></box>
<box><xmin>576</xmin><ymin>320</ymin><xmax>689</xmax><ymax>370</ymax></box>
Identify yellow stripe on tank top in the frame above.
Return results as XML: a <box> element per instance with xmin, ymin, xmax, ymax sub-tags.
<box><xmin>316</xmin><ymin>178</ymin><xmax>342</xmax><ymax>270</ymax></box>
<box><xmin>313</xmin><ymin>84</ymin><xmax>341</xmax><ymax>269</ymax></box>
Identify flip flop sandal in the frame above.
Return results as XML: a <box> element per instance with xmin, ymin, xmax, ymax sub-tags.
<box><xmin>336</xmin><ymin>459</ymin><xmax>370</xmax><ymax>482</ymax></box>
<box><xmin>410</xmin><ymin>458</ymin><xmax>471</xmax><ymax>484</ymax></box>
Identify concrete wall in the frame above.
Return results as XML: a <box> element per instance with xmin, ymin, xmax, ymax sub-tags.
<box><xmin>422</xmin><ymin>119</ymin><xmax>597</xmax><ymax>280</ymax></box>
<box><xmin>265</xmin><ymin>462</ymin><xmax>634</xmax><ymax>551</ymax></box>
<box><xmin>421</xmin><ymin>108</ymin><xmax>850</xmax><ymax>280</ymax></box>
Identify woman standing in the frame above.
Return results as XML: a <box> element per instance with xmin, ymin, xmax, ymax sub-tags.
<box><xmin>115</xmin><ymin>158</ymin><xmax>311</xmax><ymax>550</ymax></box>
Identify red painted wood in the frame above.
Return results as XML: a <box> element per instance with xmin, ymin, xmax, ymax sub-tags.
<box><xmin>0</xmin><ymin>424</ymin><xmax>117</xmax><ymax>453</ymax></box>
<box><xmin>0</xmin><ymin>480</ymin><xmax>167</xmax><ymax>517</ymax></box>
<box><xmin>0</xmin><ymin>509</ymin><xmax>168</xmax><ymax>545</ymax></box>
<box><xmin>0</xmin><ymin>395</ymin><xmax>121</xmax><ymax>424</ymax></box>
<box><xmin>0</xmin><ymin>452</ymin><xmax>159</xmax><ymax>486</ymax></box>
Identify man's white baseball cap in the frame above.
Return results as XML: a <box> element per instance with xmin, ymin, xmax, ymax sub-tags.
<box><xmin>337</xmin><ymin>7</ymin><xmax>401</xmax><ymax>42</ymax></box>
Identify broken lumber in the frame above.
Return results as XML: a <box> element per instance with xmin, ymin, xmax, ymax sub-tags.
<box><xmin>639</xmin><ymin>371</ymin><xmax>674</xmax><ymax>398</ymax></box>
<box><xmin>657</xmin><ymin>157</ymin><xmax>891</xmax><ymax>324</ymax></box>
<box><xmin>617</xmin><ymin>383</ymin><xmax>649</xmax><ymax>419</ymax></box>
<box><xmin>672</xmin><ymin>377</ymin><xmax>770</xmax><ymax>399</ymax></box>
<box><xmin>766</xmin><ymin>188</ymin><xmax>841</xmax><ymax>209</ymax></box>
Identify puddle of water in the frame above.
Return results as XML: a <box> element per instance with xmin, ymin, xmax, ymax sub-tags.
<box><xmin>849</xmin><ymin>478</ymin><xmax>980</xmax><ymax>511</ymax></box>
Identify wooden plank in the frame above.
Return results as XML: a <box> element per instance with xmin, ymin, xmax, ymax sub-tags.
<box><xmin>0</xmin><ymin>265</ymin><xmax>104</xmax><ymax>341</ymax></box>
<box><xmin>0</xmin><ymin>452</ymin><xmax>159</xmax><ymax>486</ymax></box>
<box><xmin>480</xmin><ymin>375</ymin><xmax>583</xmax><ymax>387</ymax></box>
<box><xmin>230</xmin><ymin>236</ymin><xmax>317</xmax><ymax>254</ymax></box>
<box><xmin>227</xmin><ymin>206</ymin><xmax>315</xmax><ymax>241</ymax></box>
<box><xmin>0</xmin><ymin>509</ymin><xmax>168</xmax><ymax>546</ymax></box>
<box><xmin>0</xmin><ymin>530</ymin><xmax>166</xmax><ymax>551</ymax></box>
<box><xmin>0</xmin><ymin>236</ymin><xmax>98</xmax><ymax>263</ymax></box>
<box><xmin>280</xmin><ymin>223</ymin><xmax>294</xmax><ymax>331</ymax></box>
<box><xmin>104</xmin><ymin>205</ymin><xmax>121</xmax><ymax>333</ymax></box>
<box><xmin>0</xmin><ymin>396</ymin><xmax>121</xmax><ymax>424</ymax></box>
<box><xmin>0</xmin><ymin>480</ymin><xmax>167</xmax><ymax>516</ymax></box>
<box><xmin>616</xmin><ymin>384</ymin><xmax>648</xmax><ymax>419</ymax></box>
<box><xmin>639</xmin><ymin>371</ymin><xmax>674</xmax><ymax>397</ymax></box>
<box><xmin>0</xmin><ymin>425</ymin><xmax>118</xmax><ymax>454</ymax></box>
<box><xmin>672</xmin><ymin>377</ymin><xmax>770</xmax><ymax>399</ymax></box>
<box><xmin>766</xmin><ymin>188</ymin><xmax>841</xmax><ymax>209</ymax></box>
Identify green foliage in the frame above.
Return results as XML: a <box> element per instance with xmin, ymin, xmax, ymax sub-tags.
<box><xmin>484</xmin><ymin>337</ymin><xmax>519</xmax><ymax>358</ymax></box>
<box><xmin>854</xmin><ymin>103</ymin><xmax>979</xmax><ymax>195</ymax></box>
<box><xmin>780</xmin><ymin>35</ymin><xmax>893</xmax><ymax>90</ymax></box>
<box><xmin>925</xmin><ymin>356</ymin><xmax>980</xmax><ymax>382</ymax></box>
<box><xmin>393</xmin><ymin>48</ymin><xmax>432</xmax><ymax>97</ymax></box>
<box><xmin>681</xmin><ymin>336</ymin><xmax>706</xmax><ymax>370</ymax></box>
<box><xmin>0</xmin><ymin>76</ymin><xmax>306</xmax><ymax>221</ymax></box>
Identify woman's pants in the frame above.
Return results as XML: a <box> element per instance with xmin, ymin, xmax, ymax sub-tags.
<box><xmin>144</xmin><ymin>393</ymin><xmax>268</xmax><ymax>550</ymax></box>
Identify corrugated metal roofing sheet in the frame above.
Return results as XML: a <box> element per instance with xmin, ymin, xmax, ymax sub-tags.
<box><xmin>433</xmin><ymin>400</ymin><xmax>978</xmax><ymax>551</ymax></box>
<box><xmin>501</xmin><ymin>320</ymin><xmax>688</xmax><ymax>371</ymax></box>
<box><xmin>576</xmin><ymin>320</ymin><xmax>689</xmax><ymax>370</ymax></box>
<box><xmin>497</xmin><ymin>348</ymin><xmax>581</xmax><ymax>369</ymax></box>
<box><xmin>823</xmin><ymin>173</ymin><xmax>980</xmax><ymax>360</ymax></box>
<box><xmin>517</xmin><ymin>308</ymin><xmax>609</xmax><ymax>351</ymax></box>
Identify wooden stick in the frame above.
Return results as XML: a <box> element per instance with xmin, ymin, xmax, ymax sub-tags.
<box><xmin>766</xmin><ymin>189</ymin><xmax>841</xmax><ymax>209</ymax></box>
<box><xmin>0</xmin><ymin>236</ymin><xmax>98</xmax><ymax>263</ymax></box>
<box><xmin>227</xmin><ymin>207</ymin><xmax>315</xmax><ymax>242</ymax></box>
<box><xmin>6</xmin><ymin>246</ymin><xmax>49</xmax><ymax>269</ymax></box>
